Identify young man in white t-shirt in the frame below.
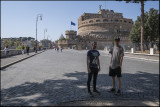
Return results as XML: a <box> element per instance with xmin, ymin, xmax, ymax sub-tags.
<box><xmin>109</xmin><ymin>37</ymin><xmax>124</xmax><ymax>95</ymax></box>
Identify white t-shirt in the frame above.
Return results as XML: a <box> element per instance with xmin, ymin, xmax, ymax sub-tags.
<box><xmin>4</xmin><ymin>47</ymin><xmax>9</xmax><ymax>54</ymax></box>
<box><xmin>110</xmin><ymin>45</ymin><xmax>124</xmax><ymax>69</ymax></box>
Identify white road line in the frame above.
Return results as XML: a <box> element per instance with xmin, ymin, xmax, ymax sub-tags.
<box><xmin>100</xmin><ymin>54</ymin><xmax>159</xmax><ymax>63</ymax></box>
<box><xmin>124</xmin><ymin>56</ymin><xmax>159</xmax><ymax>62</ymax></box>
<box><xmin>66</xmin><ymin>50</ymin><xmax>159</xmax><ymax>63</ymax></box>
<box><xmin>99</xmin><ymin>51</ymin><xmax>159</xmax><ymax>63</ymax></box>
<box><xmin>101</xmin><ymin>54</ymin><xmax>159</xmax><ymax>63</ymax></box>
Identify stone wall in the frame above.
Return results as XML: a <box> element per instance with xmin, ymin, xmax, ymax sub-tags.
<box><xmin>1</xmin><ymin>48</ymin><xmax>34</xmax><ymax>58</ymax></box>
<box><xmin>78</xmin><ymin>20</ymin><xmax>132</xmax><ymax>36</ymax></box>
<box><xmin>78</xmin><ymin>9</ymin><xmax>133</xmax><ymax>37</ymax></box>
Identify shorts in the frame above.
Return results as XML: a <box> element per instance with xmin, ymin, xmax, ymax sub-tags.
<box><xmin>109</xmin><ymin>66</ymin><xmax>122</xmax><ymax>77</ymax></box>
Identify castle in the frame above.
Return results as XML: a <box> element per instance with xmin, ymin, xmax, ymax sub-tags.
<box><xmin>58</xmin><ymin>6</ymin><xmax>133</xmax><ymax>50</ymax></box>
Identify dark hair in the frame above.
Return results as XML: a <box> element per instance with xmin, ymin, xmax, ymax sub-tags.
<box><xmin>114</xmin><ymin>37</ymin><xmax>120</xmax><ymax>41</ymax></box>
<box><xmin>92</xmin><ymin>41</ymin><xmax>97</xmax><ymax>45</ymax></box>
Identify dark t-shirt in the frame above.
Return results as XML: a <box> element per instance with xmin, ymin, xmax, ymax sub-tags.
<box><xmin>87</xmin><ymin>50</ymin><xmax>100</xmax><ymax>68</ymax></box>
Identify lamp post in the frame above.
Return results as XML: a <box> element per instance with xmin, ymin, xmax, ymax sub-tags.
<box><xmin>36</xmin><ymin>14</ymin><xmax>43</xmax><ymax>53</ymax></box>
<box><xmin>44</xmin><ymin>29</ymin><xmax>47</xmax><ymax>39</ymax></box>
<box><xmin>47</xmin><ymin>35</ymin><xmax>50</xmax><ymax>40</ymax></box>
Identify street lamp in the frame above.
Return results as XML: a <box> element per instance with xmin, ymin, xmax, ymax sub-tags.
<box><xmin>36</xmin><ymin>14</ymin><xmax>43</xmax><ymax>53</ymax></box>
<box><xmin>47</xmin><ymin>35</ymin><xmax>50</xmax><ymax>40</ymax></box>
<box><xmin>44</xmin><ymin>29</ymin><xmax>47</xmax><ymax>39</ymax></box>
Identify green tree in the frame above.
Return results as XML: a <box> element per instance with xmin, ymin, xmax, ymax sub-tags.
<box><xmin>117</xmin><ymin>0</ymin><xmax>146</xmax><ymax>51</ymax></box>
<box><xmin>9</xmin><ymin>41</ymin><xmax>15</xmax><ymax>46</ymax></box>
<box><xmin>130</xmin><ymin>8</ymin><xmax>159</xmax><ymax>50</ymax></box>
<box><xmin>15</xmin><ymin>41</ymin><xmax>20</xmax><ymax>47</ymax></box>
<box><xmin>3</xmin><ymin>40</ymin><xmax>9</xmax><ymax>46</ymax></box>
<box><xmin>147</xmin><ymin>8</ymin><xmax>159</xmax><ymax>43</ymax></box>
<box><xmin>16</xmin><ymin>45</ymin><xmax>22</xmax><ymax>49</ymax></box>
<box><xmin>55</xmin><ymin>40</ymin><xmax>59</xmax><ymax>43</ymax></box>
<box><xmin>130</xmin><ymin>16</ymin><xmax>141</xmax><ymax>49</ymax></box>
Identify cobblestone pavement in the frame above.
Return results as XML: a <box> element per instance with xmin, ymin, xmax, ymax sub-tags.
<box><xmin>1</xmin><ymin>49</ymin><xmax>159</xmax><ymax>106</ymax></box>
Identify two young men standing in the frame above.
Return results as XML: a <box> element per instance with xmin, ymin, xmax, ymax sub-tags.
<box><xmin>87</xmin><ymin>37</ymin><xmax>124</xmax><ymax>97</ymax></box>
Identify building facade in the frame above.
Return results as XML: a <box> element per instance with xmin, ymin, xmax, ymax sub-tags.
<box><xmin>58</xmin><ymin>7</ymin><xmax>133</xmax><ymax>50</ymax></box>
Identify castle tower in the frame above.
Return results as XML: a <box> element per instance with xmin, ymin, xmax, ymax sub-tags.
<box><xmin>65</xmin><ymin>30</ymin><xmax>77</xmax><ymax>40</ymax></box>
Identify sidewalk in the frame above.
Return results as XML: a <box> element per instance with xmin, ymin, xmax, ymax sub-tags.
<box><xmin>0</xmin><ymin>50</ymin><xmax>45</xmax><ymax>70</ymax></box>
<box><xmin>56</xmin><ymin>99</ymin><xmax>159</xmax><ymax>106</ymax></box>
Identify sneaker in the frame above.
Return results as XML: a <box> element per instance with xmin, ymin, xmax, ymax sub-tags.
<box><xmin>93</xmin><ymin>89</ymin><xmax>101</xmax><ymax>95</ymax></box>
<box><xmin>115</xmin><ymin>89</ymin><xmax>121</xmax><ymax>95</ymax></box>
<box><xmin>108</xmin><ymin>88</ymin><xmax>115</xmax><ymax>93</ymax></box>
<box><xmin>88</xmin><ymin>91</ymin><xmax>94</xmax><ymax>97</ymax></box>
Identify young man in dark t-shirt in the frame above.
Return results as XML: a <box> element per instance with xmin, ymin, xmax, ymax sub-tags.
<box><xmin>87</xmin><ymin>41</ymin><xmax>101</xmax><ymax>97</ymax></box>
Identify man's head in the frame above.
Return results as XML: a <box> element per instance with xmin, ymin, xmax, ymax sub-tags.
<box><xmin>114</xmin><ymin>37</ymin><xmax>120</xmax><ymax>46</ymax></box>
<box><xmin>92</xmin><ymin>41</ymin><xmax>97</xmax><ymax>50</ymax></box>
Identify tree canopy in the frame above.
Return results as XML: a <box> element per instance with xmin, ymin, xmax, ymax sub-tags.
<box><xmin>130</xmin><ymin>8</ymin><xmax>159</xmax><ymax>49</ymax></box>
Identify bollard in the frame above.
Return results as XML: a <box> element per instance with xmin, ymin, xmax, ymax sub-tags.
<box><xmin>131</xmin><ymin>48</ymin><xmax>135</xmax><ymax>53</ymax></box>
<box><xmin>150</xmin><ymin>48</ymin><xmax>155</xmax><ymax>55</ymax></box>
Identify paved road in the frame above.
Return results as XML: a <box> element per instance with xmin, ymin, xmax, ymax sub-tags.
<box><xmin>1</xmin><ymin>49</ymin><xmax>159</xmax><ymax>106</ymax></box>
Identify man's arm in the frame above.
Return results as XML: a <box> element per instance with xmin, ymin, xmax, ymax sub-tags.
<box><xmin>98</xmin><ymin>57</ymin><xmax>100</xmax><ymax>72</ymax></box>
<box><xmin>120</xmin><ymin>47</ymin><xmax>124</xmax><ymax>67</ymax></box>
<box><xmin>120</xmin><ymin>56</ymin><xmax>123</xmax><ymax>67</ymax></box>
<box><xmin>87</xmin><ymin>56</ymin><xmax>91</xmax><ymax>73</ymax></box>
<box><xmin>110</xmin><ymin>55</ymin><xmax>113</xmax><ymax>65</ymax></box>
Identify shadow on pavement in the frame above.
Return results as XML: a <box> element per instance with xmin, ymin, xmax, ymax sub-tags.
<box><xmin>1</xmin><ymin>71</ymin><xmax>159</xmax><ymax>106</ymax></box>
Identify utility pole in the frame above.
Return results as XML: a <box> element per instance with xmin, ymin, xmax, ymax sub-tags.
<box><xmin>44</xmin><ymin>29</ymin><xmax>47</xmax><ymax>39</ymax></box>
<box><xmin>35</xmin><ymin>14</ymin><xmax>42</xmax><ymax>53</ymax></box>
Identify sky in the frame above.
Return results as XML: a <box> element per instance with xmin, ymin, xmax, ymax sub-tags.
<box><xmin>1</xmin><ymin>1</ymin><xmax>159</xmax><ymax>41</ymax></box>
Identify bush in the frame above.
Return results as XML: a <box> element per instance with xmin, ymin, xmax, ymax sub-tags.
<box><xmin>16</xmin><ymin>46</ymin><xmax>22</xmax><ymax>49</ymax></box>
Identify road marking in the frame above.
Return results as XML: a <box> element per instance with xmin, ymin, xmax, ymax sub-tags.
<box><xmin>98</xmin><ymin>51</ymin><xmax>159</xmax><ymax>63</ymax></box>
<box><xmin>100</xmin><ymin>54</ymin><xmax>159</xmax><ymax>63</ymax></box>
<box><xmin>64</xmin><ymin>50</ymin><xmax>159</xmax><ymax>63</ymax></box>
<box><xmin>124</xmin><ymin>56</ymin><xmax>159</xmax><ymax>62</ymax></box>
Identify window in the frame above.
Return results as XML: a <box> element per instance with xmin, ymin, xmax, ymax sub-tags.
<box><xmin>129</xmin><ymin>22</ymin><xmax>131</xmax><ymax>23</ymax></box>
<box><xmin>103</xmin><ymin>19</ymin><xmax>108</xmax><ymax>22</ymax></box>
<box><xmin>124</xmin><ymin>21</ymin><xmax>127</xmax><ymax>23</ymax></box>
<box><xmin>115</xmin><ymin>19</ymin><xmax>118</xmax><ymax>22</ymax></box>
<box><xmin>89</xmin><ymin>20</ymin><xmax>94</xmax><ymax>23</ymax></box>
<box><xmin>82</xmin><ymin>17</ymin><xmax>84</xmax><ymax>21</ymax></box>
<box><xmin>120</xmin><ymin>20</ymin><xmax>122</xmax><ymax>22</ymax></box>
<box><xmin>96</xmin><ymin>20</ymin><xmax>100</xmax><ymax>22</ymax></box>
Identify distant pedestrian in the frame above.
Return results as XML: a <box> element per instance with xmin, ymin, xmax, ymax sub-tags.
<box><xmin>87</xmin><ymin>41</ymin><xmax>101</xmax><ymax>97</ymax></box>
<box><xmin>61</xmin><ymin>48</ymin><xmax>63</xmax><ymax>52</ymax></box>
<box><xmin>57</xmin><ymin>47</ymin><xmax>59</xmax><ymax>52</ymax></box>
<box><xmin>4</xmin><ymin>45</ymin><xmax>9</xmax><ymax>58</ymax></box>
<box><xmin>26</xmin><ymin>46</ymin><xmax>30</xmax><ymax>55</ymax></box>
<box><xmin>108</xmin><ymin>37</ymin><xmax>124</xmax><ymax>95</ymax></box>
<box><xmin>34</xmin><ymin>46</ymin><xmax>36</xmax><ymax>53</ymax></box>
<box><xmin>22</xmin><ymin>45</ymin><xmax>25</xmax><ymax>55</ymax></box>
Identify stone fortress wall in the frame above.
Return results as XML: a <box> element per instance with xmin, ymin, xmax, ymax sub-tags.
<box><xmin>58</xmin><ymin>6</ymin><xmax>133</xmax><ymax>50</ymax></box>
<box><xmin>78</xmin><ymin>7</ymin><xmax>133</xmax><ymax>37</ymax></box>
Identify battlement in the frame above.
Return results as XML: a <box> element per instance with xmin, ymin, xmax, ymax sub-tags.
<box><xmin>65</xmin><ymin>30</ymin><xmax>77</xmax><ymax>35</ymax></box>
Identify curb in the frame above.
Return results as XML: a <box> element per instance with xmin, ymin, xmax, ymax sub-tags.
<box><xmin>124</xmin><ymin>52</ymin><xmax>159</xmax><ymax>57</ymax></box>
<box><xmin>55</xmin><ymin>99</ymin><xmax>159</xmax><ymax>106</ymax></box>
<box><xmin>0</xmin><ymin>50</ymin><xmax>45</xmax><ymax>70</ymax></box>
